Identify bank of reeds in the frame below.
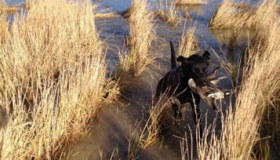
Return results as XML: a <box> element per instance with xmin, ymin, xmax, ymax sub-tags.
<box><xmin>179</xmin><ymin>25</ymin><xmax>200</xmax><ymax>57</ymax></box>
<box><xmin>155</xmin><ymin>0</ymin><xmax>182</xmax><ymax>28</ymax></box>
<box><xmin>197</xmin><ymin>19</ymin><xmax>280</xmax><ymax>160</ymax></box>
<box><xmin>0</xmin><ymin>0</ymin><xmax>118</xmax><ymax>159</ymax></box>
<box><xmin>209</xmin><ymin>0</ymin><xmax>277</xmax><ymax>30</ymax></box>
<box><xmin>119</xmin><ymin>0</ymin><xmax>156</xmax><ymax>78</ymax></box>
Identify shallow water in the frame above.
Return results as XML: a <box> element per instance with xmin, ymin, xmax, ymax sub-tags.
<box><xmin>65</xmin><ymin>1</ymin><xmax>235</xmax><ymax>159</ymax></box>
<box><xmin>3</xmin><ymin>0</ymin><xmax>266</xmax><ymax>159</ymax></box>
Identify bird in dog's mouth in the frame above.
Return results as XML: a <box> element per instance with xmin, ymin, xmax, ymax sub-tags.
<box><xmin>187</xmin><ymin>67</ymin><xmax>229</xmax><ymax>110</ymax></box>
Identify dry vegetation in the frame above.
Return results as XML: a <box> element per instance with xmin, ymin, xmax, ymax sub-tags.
<box><xmin>178</xmin><ymin>25</ymin><xmax>200</xmax><ymax>57</ymax></box>
<box><xmin>0</xmin><ymin>11</ymin><xmax>8</xmax><ymax>43</ymax></box>
<box><xmin>212</xmin><ymin>49</ymin><xmax>240</xmax><ymax>88</ymax></box>
<box><xmin>154</xmin><ymin>0</ymin><xmax>183</xmax><ymax>28</ymax></box>
<box><xmin>1</xmin><ymin>0</ymin><xmax>279</xmax><ymax>159</ymax></box>
<box><xmin>197</xmin><ymin>14</ymin><xmax>280</xmax><ymax>160</ymax></box>
<box><xmin>173</xmin><ymin>0</ymin><xmax>207</xmax><ymax>6</ymax></box>
<box><xmin>0</xmin><ymin>0</ymin><xmax>118</xmax><ymax>160</ymax></box>
<box><xmin>125</xmin><ymin>92</ymin><xmax>172</xmax><ymax>159</ymax></box>
<box><xmin>209</xmin><ymin>0</ymin><xmax>277</xmax><ymax>30</ymax></box>
<box><xmin>215</xmin><ymin>3</ymin><xmax>253</xmax><ymax>10</ymax></box>
<box><xmin>139</xmin><ymin>93</ymin><xmax>172</xmax><ymax>149</ymax></box>
<box><xmin>92</xmin><ymin>4</ymin><xmax>119</xmax><ymax>19</ymax></box>
<box><xmin>118</xmin><ymin>0</ymin><xmax>156</xmax><ymax>78</ymax></box>
<box><xmin>0</xmin><ymin>1</ymin><xmax>20</xmax><ymax>13</ymax></box>
<box><xmin>199</xmin><ymin>22</ymin><xmax>280</xmax><ymax>160</ymax></box>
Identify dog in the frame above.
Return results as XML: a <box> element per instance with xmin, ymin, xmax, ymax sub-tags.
<box><xmin>156</xmin><ymin>41</ymin><xmax>224</xmax><ymax>135</ymax></box>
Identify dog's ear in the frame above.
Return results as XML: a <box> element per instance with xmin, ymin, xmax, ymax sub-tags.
<box><xmin>203</xmin><ymin>50</ymin><xmax>211</xmax><ymax>60</ymax></box>
<box><xmin>177</xmin><ymin>55</ymin><xmax>187</xmax><ymax>62</ymax></box>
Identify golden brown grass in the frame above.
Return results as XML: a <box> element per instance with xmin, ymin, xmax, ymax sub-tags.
<box><xmin>0</xmin><ymin>11</ymin><xmax>8</xmax><ymax>43</ymax></box>
<box><xmin>0</xmin><ymin>1</ymin><xmax>20</xmax><ymax>13</ymax></box>
<box><xmin>197</xmin><ymin>19</ymin><xmax>280</xmax><ymax>160</ymax></box>
<box><xmin>178</xmin><ymin>25</ymin><xmax>200</xmax><ymax>57</ymax></box>
<box><xmin>123</xmin><ymin>92</ymin><xmax>173</xmax><ymax>159</ymax></box>
<box><xmin>209</xmin><ymin>0</ymin><xmax>277</xmax><ymax>30</ymax></box>
<box><xmin>212</xmin><ymin>49</ymin><xmax>240</xmax><ymax>88</ymax></box>
<box><xmin>173</xmin><ymin>0</ymin><xmax>207</xmax><ymax>6</ymax></box>
<box><xmin>92</xmin><ymin>4</ymin><xmax>119</xmax><ymax>19</ymax></box>
<box><xmin>118</xmin><ymin>0</ymin><xmax>156</xmax><ymax>77</ymax></box>
<box><xmin>0</xmin><ymin>0</ymin><xmax>118</xmax><ymax>159</ymax></box>
<box><xmin>139</xmin><ymin>92</ymin><xmax>172</xmax><ymax>149</ymax></box>
<box><xmin>95</xmin><ymin>12</ymin><xmax>119</xmax><ymax>19</ymax></box>
<box><xmin>215</xmin><ymin>3</ymin><xmax>253</xmax><ymax>10</ymax></box>
<box><xmin>154</xmin><ymin>0</ymin><xmax>182</xmax><ymax>28</ymax></box>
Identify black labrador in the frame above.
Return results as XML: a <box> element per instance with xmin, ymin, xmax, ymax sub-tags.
<box><xmin>156</xmin><ymin>41</ymin><xmax>222</xmax><ymax>135</ymax></box>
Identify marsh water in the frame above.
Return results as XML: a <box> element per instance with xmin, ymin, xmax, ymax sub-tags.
<box><xmin>4</xmin><ymin>0</ymin><xmax>276</xmax><ymax>160</ymax></box>
<box><xmin>67</xmin><ymin>1</ymin><xmax>239</xmax><ymax>160</ymax></box>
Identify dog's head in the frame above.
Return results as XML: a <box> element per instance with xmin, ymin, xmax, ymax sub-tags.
<box><xmin>177</xmin><ymin>51</ymin><xmax>211</xmax><ymax>86</ymax></box>
<box><xmin>177</xmin><ymin>51</ymin><xmax>227</xmax><ymax>110</ymax></box>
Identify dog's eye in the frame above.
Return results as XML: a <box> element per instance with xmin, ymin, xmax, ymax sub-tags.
<box><xmin>194</xmin><ymin>68</ymin><xmax>200</xmax><ymax>74</ymax></box>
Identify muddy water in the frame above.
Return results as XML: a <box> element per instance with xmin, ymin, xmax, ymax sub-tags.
<box><xmin>3</xmin><ymin>0</ymin><xmax>252</xmax><ymax>159</ymax></box>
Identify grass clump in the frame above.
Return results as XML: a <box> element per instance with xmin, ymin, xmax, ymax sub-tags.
<box><xmin>173</xmin><ymin>0</ymin><xmax>207</xmax><ymax>6</ymax></box>
<box><xmin>209</xmin><ymin>0</ymin><xmax>277</xmax><ymax>30</ymax></box>
<box><xmin>0</xmin><ymin>1</ymin><xmax>20</xmax><ymax>13</ymax></box>
<box><xmin>212</xmin><ymin>49</ymin><xmax>240</xmax><ymax>88</ymax></box>
<box><xmin>178</xmin><ymin>25</ymin><xmax>200</xmax><ymax>57</ymax></box>
<box><xmin>0</xmin><ymin>0</ymin><xmax>118</xmax><ymax>159</ymax></box>
<box><xmin>139</xmin><ymin>93</ymin><xmax>172</xmax><ymax>149</ymax></box>
<box><xmin>92</xmin><ymin>4</ymin><xmax>119</xmax><ymax>19</ymax></box>
<box><xmin>120</xmin><ymin>0</ymin><xmax>156</xmax><ymax>77</ymax></box>
<box><xmin>154</xmin><ymin>0</ymin><xmax>183</xmax><ymax>28</ymax></box>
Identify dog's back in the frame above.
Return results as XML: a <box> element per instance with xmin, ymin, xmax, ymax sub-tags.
<box><xmin>156</xmin><ymin>41</ymin><xmax>181</xmax><ymax>98</ymax></box>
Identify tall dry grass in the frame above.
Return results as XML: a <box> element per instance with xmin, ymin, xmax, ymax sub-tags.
<box><xmin>139</xmin><ymin>92</ymin><xmax>172</xmax><ymax>149</ymax></box>
<box><xmin>178</xmin><ymin>25</ymin><xmax>200</xmax><ymax>57</ymax></box>
<box><xmin>209</xmin><ymin>0</ymin><xmax>277</xmax><ymax>30</ymax></box>
<box><xmin>119</xmin><ymin>0</ymin><xmax>156</xmax><ymax>77</ymax></box>
<box><xmin>173</xmin><ymin>0</ymin><xmax>207</xmax><ymax>6</ymax></box>
<box><xmin>92</xmin><ymin>4</ymin><xmax>119</xmax><ymax>19</ymax></box>
<box><xmin>0</xmin><ymin>11</ymin><xmax>7</xmax><ymax>43</ymax></box>
<box><xmin>212</xmin><ymin>49</ymin><xmax>240</xmax><ymax>88</ymax></box>
<box><xmin>154</xmin><ymin>0</ymin><xmax>183</xmax><ymax>28</ymax></box>
<box><xmin>0</xmin><ymin>1</ymin><xmax>20</xmax><ymax>13</ymax></box>
<box><xmin>197</xmin><ymin>19</ymin><xmax>280</xmax><ymax>160</ymax></box>
<box><xmin>0</xmin><ymin>0</ymin><xmax>118</xmax><ymax>159</ymax></box>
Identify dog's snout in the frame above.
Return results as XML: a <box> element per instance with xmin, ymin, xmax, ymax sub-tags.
<box><xmin>196</xmin><ymin>76</ymin><xmax>208</xmax><ymax>86</ymax></box>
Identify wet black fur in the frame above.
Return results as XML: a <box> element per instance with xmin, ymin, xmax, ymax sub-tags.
<box><xmin>156</xmin><ymin>41</ymin><xmax>211</xmax><ymax>134</ymax></box>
